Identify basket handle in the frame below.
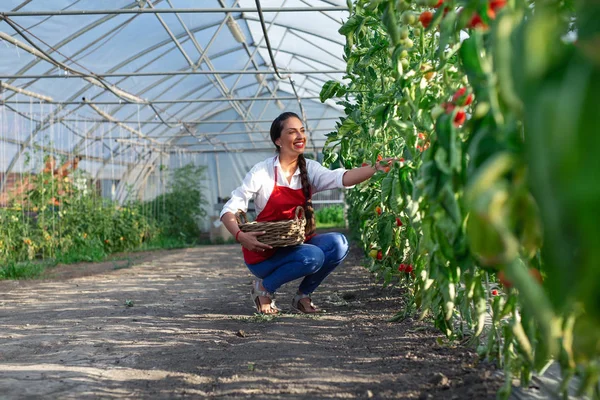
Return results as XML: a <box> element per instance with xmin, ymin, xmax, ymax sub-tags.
<box><xmin>294</xmin><ymin>206</ymin><xmax>305</xmax><ymax>220</ymax></box>
<box><xmin>235</xmin><ymin>209</ymin><xmax>248</xmax><ymax>224</ymax></box>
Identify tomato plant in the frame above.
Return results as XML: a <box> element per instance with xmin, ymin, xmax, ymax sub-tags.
<box><xmin>0</xmin><ymin>163</ymin><xmax>207</xmax><ymax>271</ymax></box>
<box><xmin>323</xmin><ymin>0</ymin><xmax>599</xmax><ymax>397</ymax></box>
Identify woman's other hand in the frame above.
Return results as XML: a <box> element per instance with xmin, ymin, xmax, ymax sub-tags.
<box><xmin>238</xmin><ymin>231</ymin><xmax>273</xmax><ymax>252</ymax></box>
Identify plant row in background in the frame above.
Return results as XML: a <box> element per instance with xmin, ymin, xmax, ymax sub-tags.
<box><xmin>315</xmin><ymin>205</ymin><xmax>346</xmax><ymax>228</ymax></box>
<box><xmin>0</xmin><ymin>163</ymin><xmax>207</xmax><ymax>279</ymax></box>
<box><xmin>321</xmin><ymin>0</ymin><xmax>599</xmax><ymax>397</ymax></box>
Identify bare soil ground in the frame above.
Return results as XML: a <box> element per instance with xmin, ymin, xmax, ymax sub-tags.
<box><xmin>0</xmin><ymin>234</ymin><xmax>503</xmax><ymax>399</ymax></box>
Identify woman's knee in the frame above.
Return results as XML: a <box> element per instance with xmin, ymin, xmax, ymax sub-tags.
<box><xmin>327</xmin><ymin>232</ymin><xmax>349</xmax><ymax>263</ymax></box>
<box><xmin>297</xmin><ymin>245</ymin><xmax>325</xmax><ymax>274</ymax></box>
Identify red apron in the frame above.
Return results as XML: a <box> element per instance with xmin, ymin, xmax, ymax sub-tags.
<box><xmin>243</xmin><ymin>165</ymin><xmax>314</xmax><ymax>264</ymax></box>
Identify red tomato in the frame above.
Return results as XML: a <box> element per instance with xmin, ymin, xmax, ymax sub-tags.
<box><xmin>489</xmin><ymin>0</ymin><xmax>506</xmax><ymax>12</ymax></box>
<box><xmin>396</xmin><ymin>218</ymin><xmax>403</xmax><ymax>227</ymax></box>
<box><xmin>452</xmin><ymin>87</ymin><xmax>473</xmax><ymax>106</ymax></box>
<box><xmin>453</xmin><ymin>110</ymin><xmax>467</xmax><ymax>127</ymax></box>
<box><xmin>375</xmin><ymin>206</ymin><xmax>382</xmax><ymax>215</ymax></box>
<box><xmin>376</xmin><ymin>251</ymin><xmax>383</xmax><ymax>260</ymax></box>
<box><xmin>419</xmin><ymin>11</ymin><xmax>434</xmax><ymax>29</ymax></box>
<box><xmin>467</xmin><ymin>13</ymin><xmax>488</xmax><ymax>29</ymax></box>
<box><xmin>398</xmin><ymin>264</ymin><xmax>406</xmax><ymax>272</ymax></box>
<box><xmin>491</xmin><ymin>289</ymin><xmax>498</xmax><ymax>296</ymax></box>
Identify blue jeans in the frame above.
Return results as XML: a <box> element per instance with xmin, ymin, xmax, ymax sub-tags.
<box><xmin>246</xmin><ymin>232</ymin><xmax>349</xmax><ymax>294</ymax></box>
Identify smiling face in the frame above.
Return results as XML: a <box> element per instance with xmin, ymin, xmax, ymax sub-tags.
<box><xmin>274</xmin><ymin>117</ymin><xmax>306</xmax><ymax>157</ymax></box>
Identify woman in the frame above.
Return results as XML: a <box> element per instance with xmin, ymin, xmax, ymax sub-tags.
<box><xmin>220</xmin><ymin>112</ymin><xmax>392</xmax><ymax>314</ymax></box>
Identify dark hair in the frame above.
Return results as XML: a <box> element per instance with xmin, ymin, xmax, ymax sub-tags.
<box><xmin>270</xmin><ymin>112</ymin><xmax>316</xmax><ymax>236</ymax></box>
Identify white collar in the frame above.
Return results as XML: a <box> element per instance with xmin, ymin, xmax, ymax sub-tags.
<box><xmin>274</xmin><ymin>155</ymin><xmax>301</xmax><ymax>176</ymax></box>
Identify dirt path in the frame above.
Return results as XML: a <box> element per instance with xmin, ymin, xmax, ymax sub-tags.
<box><xmin>0</xmin><ymin>239</ymin><xmax>503</xmax><ymax>399</ymax></box>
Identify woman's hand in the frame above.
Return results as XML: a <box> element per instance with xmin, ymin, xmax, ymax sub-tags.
<box><xmin>375</xmin><ymin>157</ymin><xmax>396</xmax><ymax>173</ymax></box>
<box><xmin>237</xmin><ymin>231</ymin><xmax>273</xmax><ymax>252</ymax></box>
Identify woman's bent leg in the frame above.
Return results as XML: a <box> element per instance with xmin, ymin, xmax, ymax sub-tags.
<box><xmin>246</xmin><ymin>244</ymin><xmax>325</xmax><ymax>293</ymax></box>
<box><xmin>298</xmin><ymin>232</ymin><xmax>349</xmax><ymax>294</ymax></box>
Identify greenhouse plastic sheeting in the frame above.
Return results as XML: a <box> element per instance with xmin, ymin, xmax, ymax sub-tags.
<box><xmin>0</xmin><ymin>1</ymin><xmax>348</xmax><ymax>228</ymax></box>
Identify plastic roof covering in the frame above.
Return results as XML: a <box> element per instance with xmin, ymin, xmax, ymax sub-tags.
<box><xmin>0</xmin><ymin>0</ymin><xmax>349</xmax><ymax>224</ymax></box>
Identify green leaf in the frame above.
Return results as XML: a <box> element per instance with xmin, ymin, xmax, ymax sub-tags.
<box><xmin>381</xmin><ymin>173</ymin><xmax>394</xmax><ymax>204</ymax></box>
<box><xmin>377</xmin><ymin>217</ymin><xmax>394</xmax><ymax>254</ymax></box>
<box><xmin>320</xmin><ymin>80</ymin><xmax>342</xmax><ymax>103</ymax></box>
<box><xmin>459</xmin><ymin>35</ymin><xmax>485</xmax><ymax>80</ymax></box>
<box><xmin>338</xmin><ymin>15</ymin><xmax>361</xmax><ymax>36</ymax></box>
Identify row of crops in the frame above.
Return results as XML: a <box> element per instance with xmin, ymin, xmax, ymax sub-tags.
<box><xmin>0</xmin><ymin>163</ymin><xmax>206</xmax><ymax>277</ymax></box>
<box><xmin>321</xmin><ymin>0</ymin><xmax>599</xmax><ymax>397</ymax></box>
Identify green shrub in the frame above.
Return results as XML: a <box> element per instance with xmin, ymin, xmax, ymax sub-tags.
<box><xmin>315</xmin><ymin>205</ymin><xmax>345</xmax><ymax>227</ymax></box>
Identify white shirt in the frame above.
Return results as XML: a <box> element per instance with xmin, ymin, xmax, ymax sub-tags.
<box><xmin>220</xmin><ymin>156</ymin><xmax>351</xmax><ymax>219</ymax></box>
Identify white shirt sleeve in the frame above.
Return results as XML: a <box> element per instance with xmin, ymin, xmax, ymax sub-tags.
<box><xmin>219</xmin><ymin>163</ymin><xmax>266</xmax><ymax>219</ymax></box>
<box><xmin>307</xmin><ymin>159</ymin><xmax>354</xmax><ymax>193</ymax></box>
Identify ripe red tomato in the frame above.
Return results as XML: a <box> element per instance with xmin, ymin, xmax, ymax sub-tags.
<box><xmin>491</xmin><ymin>289</ymin><xmax>498</xmax><ymax>296</ymax></box>
<box><xmin>398</xmin><ymin>264</ymin><xmax>406</xmax><ymax>272</ymax></box>
<box><xmin>452</xmin><ymin>87</ymin><xmax>473</xmax><ymax>106</ymax></box>
<box><xmin>418</xmin><ymin>132</ymin><xmax>426</xmax><ymax>140</ymax></box>
<box><xmin>467</xmin><ymin>13</ymin><xmax>488</xmax><ymax>29</ymax></box>
<box><xmin>375</xmin><ymin>206</ymin><xmax>382</xmax><ymax>215</ymax></box>
<box><xmin>489</xmin><ymin>0</ymin><xmax>506</xmax><ymax>12</ymax></box>
<box><xmin>434</xmin><ymin>0</ymin><xmax>444</xmax><ymax>8</ymax></box>
<box><xmin>361</xmin><ymin>162</ymin><xmax>369</xmax><ymax>167</ymax></box>
<box><xmin>419</xmin><ymin>11</ymin><xmax>434</xmax><ymax>29</ymax></box>
<box><xmin>377</xmin><ymin>251</ymin><xmax>383</xmax><ymax>260</ymax></box>
<box><xmin>396</xmin><ymin>217</ymin><xmax>403</xmax><ymax>227</ymax></box>
<box><xmin>405</xmin><ymin>265</ymin><xmax>414</xmax><ymax>273</ymax></box>
<box><xmin>453</xmin><ymin>110</ymin><xmax>467</xmax><ymax>127</ymax></box>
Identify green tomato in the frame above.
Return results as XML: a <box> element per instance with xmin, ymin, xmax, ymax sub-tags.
<box><xmin>431</xmin><ymin>105</ymin><xmax>445</xmax><ymax>119</ymax></box>
<box><xmin>401</xmin><ymin>59</ymin><xmax>410</xmax><ymax>70</ymax></box>
<box><xmin>401</xmin><ymin>12</ymin><xmax>417</xmax><ymax>26</ymax></box>
<box><xmin>400</xmin><ymin>26</ymin><xmax>410</xmax><ymax>40</ymax></box>
<box><xmin>404</xmin><ymin>38</ymin><xmax>414</xmax><ymax>48</ymax></box>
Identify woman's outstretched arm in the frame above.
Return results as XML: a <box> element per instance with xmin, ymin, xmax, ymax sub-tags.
<box><xmin>342</xmin><ymin>158</ymin><xmax>394</xmax><ymax>187</ymax></box>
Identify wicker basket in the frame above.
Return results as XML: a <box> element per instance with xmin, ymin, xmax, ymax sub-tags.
<box><xmin>236</xmin><ymin>206</ymin><xmax>306</xmax><ymax>247</ymax></box>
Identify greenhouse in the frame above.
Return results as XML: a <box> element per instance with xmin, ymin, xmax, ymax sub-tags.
<box><xmin>1</xmin><ymin>1</ymin><xmax>599</xmax><ymax>399</ymax></box>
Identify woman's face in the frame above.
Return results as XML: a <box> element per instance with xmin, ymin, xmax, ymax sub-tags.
<box><xmin>275</xmin><ymin>117</ymin><xmax>306</xmax><ymax>157</ymax></box>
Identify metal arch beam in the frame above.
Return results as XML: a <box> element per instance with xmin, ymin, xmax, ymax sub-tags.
<box><xmin>1</xmin><ymin>6</ymin><xmax>350</xmax><ymax>17</ymax></box>
<box><xmin>0</xmin><ymin>95</ymin><xmax>326</xmax><ymax>105</ymax></box>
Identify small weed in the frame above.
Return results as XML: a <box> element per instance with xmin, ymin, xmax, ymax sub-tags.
<box><xmin>124</xmin><ymin>299</ymin><xmax>134</xmax><ymax>307</ymax></box>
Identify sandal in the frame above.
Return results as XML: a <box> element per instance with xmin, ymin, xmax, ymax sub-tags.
<box><xmin>291</xmin><ymin>292</ymin><xmax>323</xmax><ymax>314</ymax></box>
<box><xmin>251</xmin><ymin>280</ymin><xmax>280</xmax><ymax>314</ymax></box>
